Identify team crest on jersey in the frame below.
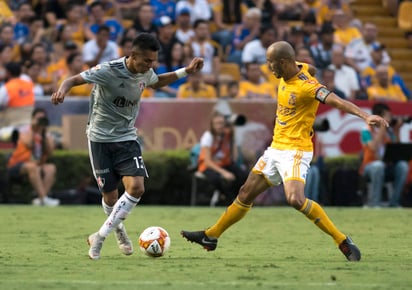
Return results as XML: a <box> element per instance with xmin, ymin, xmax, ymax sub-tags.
<box><xmin>139</xmin><ymin>81</ymin><xmax>146</xmax><ymax>91</ymax></box>
<box><xmin>288</xmin><ymin>93</ymin><xmax>296</xmax><ymax>106</ymax></box>
<box><xmin>97</xmin><ymin>176</ymin><xmax>105</xmax><ymax>189</ymax></box>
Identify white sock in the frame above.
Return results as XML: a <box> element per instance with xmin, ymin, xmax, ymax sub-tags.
<box><xmin>98</xmin><ymin>192</ymin><xmax>140</xmax><ymax>238</ymax></box>
<box><xmin>101</xmin><ymin>199</ymin><xmax>124</xmax><ymax>231</ymax></box>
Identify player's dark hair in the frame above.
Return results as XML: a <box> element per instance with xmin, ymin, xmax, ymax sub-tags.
<box><xmin>132</xmin><ymin>33</ymin><xmax>160</xmax><ymax>51</ymax></box>
<box><xmin>372</xmin><ymin>103</ymin><xmax>390</xmax><ymax>116</ymax></box>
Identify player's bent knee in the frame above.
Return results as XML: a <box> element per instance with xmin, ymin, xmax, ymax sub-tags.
<box><xmin>127</xmin><ymin>185</ymin><xmax>145</xmax><ymax>198</ymax></box>
<box><xmin>286</xmin><ymin>194</ymin><xmax>306</xmax><ymax>210</ymax></box>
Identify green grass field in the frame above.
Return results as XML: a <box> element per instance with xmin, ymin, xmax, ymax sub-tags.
<box><xmin>1</xmin><ymin>205</ymin><xmax>411</xmax><ymax>290</ymax></box>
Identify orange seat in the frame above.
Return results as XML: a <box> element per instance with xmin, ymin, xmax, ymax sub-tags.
<box><xmin>398</xmin><ymin>1</ymin><xmax>412</xmax><ymax>30</ymax></box>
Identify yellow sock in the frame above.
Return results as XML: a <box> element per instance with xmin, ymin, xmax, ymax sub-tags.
<box><xmin>205</xmin><ymin>197</ymin><xmax>252</xmax><ymax>238</ymax></box>
<box><xmin>299</xmin><ymin>198</ymin><xmax>346</xmax><ymax>245</ymax></box>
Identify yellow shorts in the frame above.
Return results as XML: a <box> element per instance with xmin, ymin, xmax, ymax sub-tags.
<box><xmin>252</xmin><ymin>147</ymin><xmax>313</xmax><ymax>186</ymax></box>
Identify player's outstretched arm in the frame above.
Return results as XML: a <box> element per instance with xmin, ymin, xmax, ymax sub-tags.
<box><xmin>151</xmin><ymin>57</ymin><xmax>204</xmax><ymax>89</ymax></box>
<box><xmin>324</xmin><ymin>92</ymin><xmax>389</xmax><ymax>128</ymax></box>
<box><xmin>51</xmin><ymin>74</ymin><xmax>86</xmax><ymax>105</ymax></box>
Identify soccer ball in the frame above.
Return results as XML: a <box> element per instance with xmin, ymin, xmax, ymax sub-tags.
<box><xmin>138</xmin><ymin>226</ymin><xmax>171</xmax><ymax>257</ymax></box>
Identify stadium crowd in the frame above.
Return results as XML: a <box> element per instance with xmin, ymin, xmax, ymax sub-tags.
<box><xmin>0</xmin><ymin>0</ymin><xmax>411</xmax><ymax>207</ymax></box>
<box><xmin>0</xmin><ymin>0</ymin><xmax>410</xmax><ymax>107</ymax></box>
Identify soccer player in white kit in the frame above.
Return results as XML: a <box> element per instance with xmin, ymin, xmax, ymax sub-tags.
<box><xmin>51</xmin><ymin>33</ymin><xmax>204</xmax><ymax>259</ymax></box>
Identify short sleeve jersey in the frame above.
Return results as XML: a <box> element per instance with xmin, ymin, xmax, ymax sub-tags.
<box><xmin>271</xmin><ymin>62</ymin><xmax>326</xmax><ymax>151</ymax></box>
<box><xmin>80</xmin><ymin>57</ymin><xmax>158</xmax><ymax>142</ymax></box>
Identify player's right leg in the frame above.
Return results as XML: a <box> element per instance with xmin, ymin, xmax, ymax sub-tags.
<box><xmin>182</xmin><ymin>152</ymin><xmax>274</xmax><ymax>250</ymax></box>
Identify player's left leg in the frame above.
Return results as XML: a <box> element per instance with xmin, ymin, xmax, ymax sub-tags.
<box><xmin>284</xmin><ymin>179</ymin><xmax>361</xmax><ymax>261</ymax></box>
<box><xmin>101</xmin><ymin>193</ymin><xmax>133</xmax><ymax>255</ymax></box>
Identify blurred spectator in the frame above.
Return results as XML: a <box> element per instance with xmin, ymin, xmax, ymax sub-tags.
<box><xmin>345</xmin><ymin>22</ymin><xmax>391</xmax><ymax>74</ymax></box>
<box><xmin>115</xmin><ymin>0</ymin><xmax>141</xmax><ymax>21</ymax></box>
<box><xmin>302</xmin><ymin>11</ymin><xmax>318</xmax><ymax>47</ymax></box>
<box><xmin>59</xmin><ymin>2</ymin><xmax>93</xmax><ymax>46</ymax></box>
<box><xmin>286</xmin><ymin>25</ymin><xmax>306</xmax><ymax>50</ymax></box>
<box><xmin>13</xmin><ymin>2</ymin><xmax>35</xmax><ymax>44</ymax></box>
<box><xmin>31</xmin><ymin>43</ymin><xmax>55</xmax><ymax>94</ymax></box>
<box><xmin>0</xmin><ymin>62</ymin><xmax>35</xmax><ymax>128</ymax></box>
<box><xmin>332</xmin><ymin>9</ymin><xmax>362</xmax><ymax>47</ymax></box>
<box><xmin>44</xmin><ymin>0</ymin><xmax>69</xmax><ymax>28</ymax></box>
<box><xmin>328</xmin><ymin>45</ymin><xmax>359</xmax><ymax>100</ymax></box>
<box><xmin>243</xmin><ymin>0</ymin><xmax>276</xmax><ymax>27</ymax></box>
<box><xmin>174</xmin><ymin>7</ymin><xmax>195</xmax><ymax>44</ymax></box>
<box><xmin>82</xmin><ymin>25</ymin><xmax>119</xmax><ymax>67</ymax></box>
<box><xmin>155</xmin><ymin>42</ymin><xmax>188</xmax><ymax>98</ymax></box>
<box><xmin>320</xmin><ymin>68</ymin><xmax>345</xmax><ymax>99</ymax></box>
<box><xmin>362</xmin><ymin>45</ymin><xmax>410</xmax><ymax>99</ymax></box>
<box><xmin>211</xmin><ymin>0</ymin><xmax>248</xmax><ymax>55</ymax></box>
<box><xmin>366</xmin><ymin>65</ymin><xmax>408</xmax><ymax>102</ymax></box>
<box><xmin>317</xmin><ymin>0</ymin><xmax>351</xmax><ymax>25</ymax></box>
<box><xmin>187</xmin><ymin>19</ymin><xmax>220</xmax><ymax>85</ymax></box>
<box><xmin>309</xmin><ymin>22</ymin><xmax>335</xmax><ymax>72</ymax></box>
<box><xmin>0</xmin><ymin>0</ymin><xmax>15</xmax><ymax>25</ymax></box>
<box><xmin>122</xmin><ymin>27</ymin><xmax>138</xmax><ymax>40</ymax></box>
<box><xmin>119</xmin><ymin>37</ymin><xmax>133</xmax><ymax>57</ymax></box>
<box><xmin>220</xmin><ymin>80</ymin><xmax>239</xmax><ymax>99</ymax></box>
<box><xmin>88</xmin><ymin>1</ymin><xmax>124</xmax><ymax>43</ymax></box>
<box><xmin>227</xmin><ymin>7</ymin><xmax>261</xmax><ymax>65</ymax></box>
<box><xmin>175</xmin><ymin>0</ymin><xmax>212</xmax><ymax>25</ymax></box>
<box><xmin>296</xmin><ymin>46</ymin><xmax>314</xmax><ymax>64</ymax></box>
<box><xmin>58</xmin><ymin>52</ymin><xmax>93</xmax><ymax>97</ymax></box>
<box><xmin>177</xmin><ymin>70</ymin><xmax>217</xmax><ymax>99</ymax></box>
<box><xmin>0</xmin><ymin>43</ymin><xmax>13</xmax><ymax>83</ymax></box>
<box><xmin>305</xmin><ymin>164</ymin><xmax>320</xmax><ymax>202</ymax></box>
<box><xmin>150</xmin><ymin>0</ymin><xmax>176</xmax><ymax>23</ymax></box>
<box><xmin>48</xmin><ymin>40</ymin><xmax>80</xmax><ymax>84</ymax></box>
<box><xmin>155</xmin><ymin>16</ymin><xmax>179</xmax><ymax>65</ymax></box>
<box><xmin>242</xmin><ymin>25</ymin><xmax>277</xmax><ymax>65</ymax></box>
<box><xmin>238</xmin><ymin>62</ymin><xmax>276</xmax><ymax>99</ymax></box>
<box><xmin>196</xmin><ymin>111</ymin><xmax>248</xmax><ymax>206</ymax></box>
<box><xmin>86</xmin><ymin>0</ymin><xmax>117</xmax><ymax>18</ymax></box>
<box><xmin>52</xmin><ymin>24</ymin><xmax>77</xmax><ymax>63</ymax></box>
<box><xmin>275</xmin><ymin>0</ymin><xmax>308</xmax><ymax>22</ymax></box>
<box><xmin>359</xmin><ymin>103</ymin><xmax>409</xmax><ymax>208</ymax></box>
<box><xmin>132</xmin><ymin>3</ymin><xmax>157</xmax><ymax>36</ymax></box>
<box><xmin>7</xmin><ymin>107</ymin><xmax>59</xmax><ymax>206</ymax></box>
<box><xmin>20</xmin><ymin>16</ymin><xmax>53</xmax><ymax>58</ymax></box>
<box><xmin>0</xmin><ymin>23</ymin><xmax>21</xmax><ymax>62</ymax></box>
<box><xmin>21</xmin><ymin>60</ymin><xmax>44</xmax><ymax>99</ymax></box>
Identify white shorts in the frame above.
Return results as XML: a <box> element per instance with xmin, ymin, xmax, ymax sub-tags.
<box><xmin>252</xmin><ymin>147</ymin><xmax>313</xmax><ymax>186</ymax></box>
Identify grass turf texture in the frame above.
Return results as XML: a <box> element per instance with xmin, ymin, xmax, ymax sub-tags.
<box><xmin>0</xmin><ymin>206</ymin><xmax>411</xmax><ymax>290</ymax></box>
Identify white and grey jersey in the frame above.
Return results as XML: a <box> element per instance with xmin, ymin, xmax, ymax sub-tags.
<box><xmin>80</xmin><ymin>57</ymin><xmax>158</xmax><ymax>142</ymax></box>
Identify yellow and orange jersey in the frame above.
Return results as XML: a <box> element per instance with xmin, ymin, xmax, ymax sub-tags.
<box><xmin>177</xmin><ymin>83</ymin><xmax>217</xmax><ymax>99</ymax></box>
<box><xmin>237</xmin><ymin>80</ymin><xmax>276</xmax><ymax>99</ymax></box>
<box><xmin>271</xmin><ymin>62</ymin><xmax>325</xmax><ymax>151</ymax></box>
<box><xmin>367</xmin><ymin>83</ymin><xmax>408</xmax><ymax>102</ymax></box>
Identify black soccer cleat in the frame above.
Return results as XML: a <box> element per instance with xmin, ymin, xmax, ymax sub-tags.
<box><xmin>181</xmin><ymin>230</ymin><xmax>218</xmax><ymax>251</ymax></box>
<box><xmin>339</xmin><ymin>236</ymin><xmax>361</xmax><ymax>262</ymax></box>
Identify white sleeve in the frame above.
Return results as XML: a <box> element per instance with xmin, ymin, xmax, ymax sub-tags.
<box><xmin>108</xmin><ymin>41</ymin><xmax>120</xmax><ymax>59</ymax></box>
<box><xmin>0</xmin><ymin>85</ymin><xmax>9</xmax><ymax>107</ymax></box>
<box><xmin>82</xmin><ymin>41</ymin><xmax>96</xmax><ymax>62</ymax></box>
<box><xmin>349</xmin><ymin>68</ymin><xmax>360</xmax><ymax>90</ymax></box>
<box><xmin>241</xmin><ymin>42</ymin><xmax>254</xmax><ymax>63</ymax></box>
<box><xmin>200</xmin><ymin>131</ymin><xmax>213</xmax><ymax>148</ymax></box>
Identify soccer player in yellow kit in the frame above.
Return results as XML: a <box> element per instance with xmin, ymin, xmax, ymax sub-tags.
<box><xmin>181</xmin><ymin>41</ymin><xmax>389</xmax><ymax>261</ymax></box>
